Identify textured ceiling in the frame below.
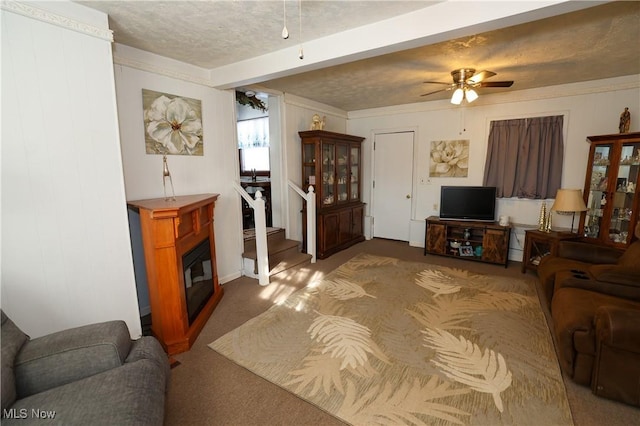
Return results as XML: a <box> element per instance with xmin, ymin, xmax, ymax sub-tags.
<box><xmin>78</xmin><ymin>1</ymin><xmax>434</xmax><ymax>69</ymax></box>
<box><xmin>78</xmin><ymin>1</ymin><xmax>640</xmax><ymax>111</ymax></box>
<box><xmin>263</xmin><ymin>1</ymin><xmax>640</xmax><ymax>110</ymax></box>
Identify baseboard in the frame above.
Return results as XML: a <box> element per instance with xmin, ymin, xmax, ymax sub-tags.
<box><xmin>219</xmin><ymin>270</ymin><xmax>243</xmax><ymax>285</ymax></box>
<box><xmin>409</xmin><ymin>239</ymin><xmax>424</xmax><ymax>248</ymax></box>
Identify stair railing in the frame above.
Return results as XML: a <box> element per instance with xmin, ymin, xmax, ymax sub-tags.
<box><xmin>233</xmin><ymin>182</ymin><xmax>270</xmax><ymax>285</ymax></box>
<box><xmin>287</xmin><ymin>181</ymin><xmax>316</xmax><ymax>263</ymax></box>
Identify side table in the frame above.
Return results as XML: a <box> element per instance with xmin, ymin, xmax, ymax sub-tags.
<box><xmin>521</xmin><ymin>229</ymin><xmax>581</xmax><ymax>273</ymax></box>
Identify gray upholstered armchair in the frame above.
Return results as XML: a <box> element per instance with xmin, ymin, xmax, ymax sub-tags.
<box><xmin>1</xmin><ymin>310</ymin><xmax>169</xmax><ymax>425</ymax></box>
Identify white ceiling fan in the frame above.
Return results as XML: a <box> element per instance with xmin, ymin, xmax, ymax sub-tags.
<box><xmin>421</xmin><ymin>68</ymin><xmax>514</xmax><ymax>104</ymax></box>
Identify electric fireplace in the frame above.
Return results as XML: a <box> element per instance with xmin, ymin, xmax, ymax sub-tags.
<box><xmin>127</xmin><ymin>194</ymin><xmax>223</xmax><ymax>355</ymax></box>
<box><xmin>182</xmin><ymin>238</ymin><xmax>214</xmax><ymax>325</ymax></box>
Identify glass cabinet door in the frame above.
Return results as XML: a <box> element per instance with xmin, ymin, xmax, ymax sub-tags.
<box><xmin>321</xmin><ymin>143</ymin><xmax>335</xmax><ymax>206</ymax></box>
<box><xmin>350</xmin><ymin>146</ymin><xmax>360</xmax><ymax>201</ymax></box>
<box><xmin>584</xmin><ymin>144</ymin><xmax>612</xmax><ymax>239</ymax></box>
<box><xmin>302</xmin><ymin>142</ymin><xmax>316</xmax><ymax>190</ymax></box>
<box><xmin>584</xmin><ymin>141</ymin><xmax>640</xmax><ymax>245</ymax></box>
<box><xmin>336</xmin><ymin>144</ymin><xmax>349</xmax><ymax>203</ymax></box>
<box><xmin>609</xmin><ymin>141</ymin><xmax>640</xmax><ymax>244</ymax></box>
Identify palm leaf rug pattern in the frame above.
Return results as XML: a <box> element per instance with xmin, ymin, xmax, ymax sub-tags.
<box><xmin>209</xmin><ymin>253</ymin><xmax>573</xmax><ymax>425</ymax></box>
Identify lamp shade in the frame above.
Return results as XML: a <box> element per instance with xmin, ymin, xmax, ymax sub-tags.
<box><xmin>551</xmin><ymin>189</ymin><xmax>587</xmax><ymax>212</ymax></box>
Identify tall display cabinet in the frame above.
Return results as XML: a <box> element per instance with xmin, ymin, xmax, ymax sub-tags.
<box><xmin>299</xmin><ymin>130</ymin><xmax>365</xmax><ymax>258</ymax></box>
<box><xmin>580</xmin><ymin>132</ymin><xmax>640</xmax><ymax>248</ymax></box>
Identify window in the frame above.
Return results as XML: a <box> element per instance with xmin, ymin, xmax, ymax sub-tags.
<box><xmin>483</xmin><ymin>115</ymin><xmax>564</xmax><ymax>199</ymax></box>
<box><xmin>237</xmin><ymin>117</ymin><xmax>269</xmax><ymax>173</ymax></box>
<box><xmin>240</xmin><ymin>146</ymin><xmax>270</xmax><ymax>172</ymax></box>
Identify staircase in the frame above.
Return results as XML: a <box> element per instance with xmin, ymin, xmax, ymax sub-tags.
<box><xmin>242</xmin><ymin>228</ymin><xmax>312</xmax><ymax>278</ymax></box>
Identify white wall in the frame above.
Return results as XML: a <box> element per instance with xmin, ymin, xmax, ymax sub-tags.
<box><xmin>1</xmin><ymin>2</ymin><xmax>142</xmax><ymax>337</ymax></box>
<box><xmin>347</xmin><ymin>75</ymin><xmax>640</xmax><ymax>261</ymax></box>
<box><xmin>113</xmin><ymin>63</ymin><xmax>243</xmax><ymax>287</ymax></box>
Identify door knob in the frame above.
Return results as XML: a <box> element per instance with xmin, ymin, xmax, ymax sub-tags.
<box><xmin>406</xmin><ymin>194</ymin><xmax>411</xmax><ymax>199</ymax></box>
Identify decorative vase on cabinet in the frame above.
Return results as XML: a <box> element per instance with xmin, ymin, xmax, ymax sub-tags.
<box><xmin>580</xmin><ymin>132</ymin><xmax>640</xmax><ymax>247</ymax></box>
<box><xmin>300</xmin><ymin>130</ymin><xmax>365</xmax><ymax>258</ymax></box>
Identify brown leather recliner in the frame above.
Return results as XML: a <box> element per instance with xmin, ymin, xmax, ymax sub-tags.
<box><xmin>592</xmin><ymin>305</ymin><xmax>640</xmax><ymax>405</ymax></box>
<box><xmin>536</xmin><ymin>222</ymin><xmax>640</xmax><ymax>407</ymax></box>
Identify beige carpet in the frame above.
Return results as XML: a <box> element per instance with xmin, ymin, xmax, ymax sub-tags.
<box><xmin>209</xmin><ymin>253</ymin><xmax>573</xmax><ymax>425</ymax></box>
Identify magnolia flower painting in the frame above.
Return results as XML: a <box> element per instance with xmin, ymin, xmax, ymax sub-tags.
<box><xmin>430</xmin><ymin>140</ymin><xmax>469</xmax><ymax>177</ymax></box>
<box><xmin>142</xmin><ymin>89</ymin><xmax>203</xmax><ymax>155</ymax></box>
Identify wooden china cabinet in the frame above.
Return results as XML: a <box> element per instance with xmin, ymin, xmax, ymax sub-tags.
<box><xmin>579</xmin><ymin>132</ymin><xmax>640</xmax><ymax>248</ymax></box>
<box><xmin>300</xmin><ymin>130</ymin><xmax>365</xmax><ymax>258</ymax></box>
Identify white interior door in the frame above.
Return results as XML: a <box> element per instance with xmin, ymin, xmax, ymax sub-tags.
<box><xmin>372</xmin><ymin>131</ymin><xmax>414</xmax><ymax>241</ymax></box>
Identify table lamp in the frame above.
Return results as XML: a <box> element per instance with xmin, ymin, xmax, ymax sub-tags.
<box><xmin>551</xmin><ymin>189</ymin><xmax>587</xmax><ymax>233</ymax></box>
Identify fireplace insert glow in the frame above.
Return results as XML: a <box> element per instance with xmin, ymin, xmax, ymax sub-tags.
<box><xmin>182</xmin><ymin>238</ymin><xmax>215</xmax><ymax>325</ymax></box>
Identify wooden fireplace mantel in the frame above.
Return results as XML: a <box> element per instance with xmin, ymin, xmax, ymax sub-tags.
<box><xmin>128</xmin><ymin>193</ymin><xmax>223</xmax><ymax>355</ymax></box>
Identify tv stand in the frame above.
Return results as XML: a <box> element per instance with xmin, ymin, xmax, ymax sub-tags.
<box><xmin>424</xmin><ymin>216</ymin><xmax>511</xmax><ymax>267</ymax></box>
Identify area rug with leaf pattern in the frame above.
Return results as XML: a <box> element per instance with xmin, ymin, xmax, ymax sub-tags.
<box><xmin>209</xmin><ymin>254</ymin><xmax>573</xmax><ymax>425</ymax></box>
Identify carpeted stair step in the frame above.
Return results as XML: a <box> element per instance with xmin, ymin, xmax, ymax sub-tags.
<box><xmin>243</xmin><ymin>227</ymin><xmax>285</xmax><ymax>254</ymax></box>
<box><xmin>243</xmin><ymin>238</ymin><xmax>300</xmax><ymax>274</ymax></box>
<box><xmin>243</xmin><ymin>228</ymin><xmax>310</xmax><ymax>277</ymax></box>
<box><xmin>242</xmin><ymin>229</ymin><xmax>291</xmax><ymax>261</ymax></box>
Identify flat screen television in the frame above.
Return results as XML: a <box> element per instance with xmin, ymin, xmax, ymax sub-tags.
<box><xmin>439</xmin><ymin>186</ymin><xmax>497</xmax><ymax>222</ymax></box>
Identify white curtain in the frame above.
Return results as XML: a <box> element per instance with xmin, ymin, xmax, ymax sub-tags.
<box><xmin>237</xmin><ymin>117</ymin><xmax>269</xmax><ymax>148</ymax></box>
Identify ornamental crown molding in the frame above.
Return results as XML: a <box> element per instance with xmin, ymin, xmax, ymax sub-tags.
<box><xmin>1</xmin><ymin>1</ymin><xmax>113</xmax><ymax>42</ymax></box>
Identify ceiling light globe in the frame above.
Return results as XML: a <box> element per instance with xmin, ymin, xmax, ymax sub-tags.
<box><xmin>451</xmin><ymin>88</ymin><xmax>464</xmax><ymax>105</ymax></box>
<box><xmin>465</xmin><ymin>89</ymin><xmax>478</xmax><ymax>103</ymax></box>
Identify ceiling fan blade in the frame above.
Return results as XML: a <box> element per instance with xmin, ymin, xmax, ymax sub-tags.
<box><xmin>420</xmin><ymin>87</ymin><xmax>452</xmax><ymax>97</ymax></box>
<box><xmin>479</xmin><ymin>81</ymin><xmax>514</xmax><ymax>88</ymax></box>
<box><xmin>423</xmin><ymin>81</ymin><xmax>452</xmax><ymax>85</ymax></box>
<box><xmin>467</xmin><ymin>70</ymin><xmax>496</xmax><ymax>84</ymax></box>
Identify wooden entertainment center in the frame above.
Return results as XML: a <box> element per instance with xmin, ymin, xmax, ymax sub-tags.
<box><xmin>424</xmin><ymin>216</ymin><xmax>511</xmax><ymax>267</ymax></box>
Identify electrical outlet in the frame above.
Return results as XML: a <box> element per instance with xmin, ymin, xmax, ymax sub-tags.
<box><xmin>433</xmin><ymin>203</ymin><xmax>438</xmax><ymax>211</ymax></box>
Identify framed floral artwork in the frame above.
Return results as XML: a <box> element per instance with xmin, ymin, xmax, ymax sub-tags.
<box><xmin>429</xmin><ymin>139</ymin><xmax>469</xmax><ymax>177</ymax></box>
<box><xmin>142</xmin><ymin>89</ymin><xmax>203</xmax><ymax>155</ymax></box>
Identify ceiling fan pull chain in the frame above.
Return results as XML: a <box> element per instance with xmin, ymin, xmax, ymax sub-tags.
<box><xmin>298</xmin><ymin>0</ymin><xmax>304</xmax><ymax>59</ymax></box>
<box><xmin>282</xmin><ymin>0</ymin><xmax>289</xmax><ymax>39</ymax></box>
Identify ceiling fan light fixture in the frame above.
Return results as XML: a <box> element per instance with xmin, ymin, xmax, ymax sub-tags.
<box><xmin>423</xmin><ymin>68</ymin><xmax>512</xmax><ymax>103</ymax></box>
<box><xmin>465</xmin><ymin>88</ymin><xmax>478</xmax><ymax>103</ymax></box>
<box><xmin>451</xmin><ymin>88</ymin><xmax>464</xmax><ymax>105</ymax></box>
